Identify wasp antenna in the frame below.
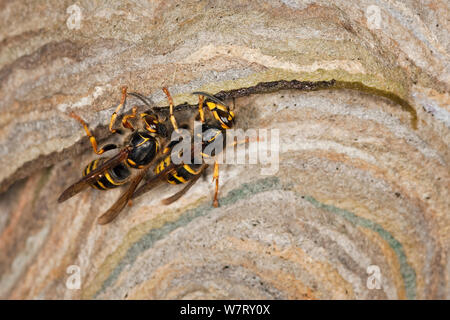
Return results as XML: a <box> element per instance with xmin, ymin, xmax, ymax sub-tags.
<box><xmin>127</xmin><ymin>92</ymin><xmax>154</xmax><ymax>110</ymax></box>
<box><xmin>192</xmin><ymin>91</ymin><xmax>229</xmax><ymax>108</ymax></box>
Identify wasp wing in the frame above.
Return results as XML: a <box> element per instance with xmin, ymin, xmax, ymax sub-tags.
<box><xmin>96</xmin><ymin>167</ymin><xmax>148</xmax><ymax>225</ymax></box>
<box><xmin>132</xmin><ymin>144</ymin><xmax>199</xmax><ymax>200</ymax></box>
<box><xmin>57</xmin><ymin>148</ymin><xmax>131</xmax><ymax>203</ymax></box>
<box><xmin>131</xmin><ymin>162</ymin><xmax>182</xmax><ymax>200</ymax></box>
<box><xmin>161</xmin><ymin>164</ymin><xmax>208</xmax><ymax>205</ymax></box>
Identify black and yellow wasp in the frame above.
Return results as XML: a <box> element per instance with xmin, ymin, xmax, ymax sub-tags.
<box><xmin>58</xmin><ymin>86</ymin><xmax>176</xmax><ymax>224</ymax></box>
<box><xmin>59</xmin><ymin>86</ymin><xmax>236</xmax><ymax>224</ymax></box>
<box><xmin>132</xmin><ymin>87</ymin><xmax>236</xmax><ymax>208</ymax></box>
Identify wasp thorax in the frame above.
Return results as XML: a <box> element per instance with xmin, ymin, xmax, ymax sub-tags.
<box><xmin>127</xmin><ymin>131</ymin><xmax>159</xmax><ymax>167</ymax></box>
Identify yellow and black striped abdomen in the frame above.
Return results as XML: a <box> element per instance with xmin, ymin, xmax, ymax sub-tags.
<box><xmin>83</xmin><ymin>158</ymin><xmax>131</xmax><ymax>190</ymax></box>
<box><xmin>206</xmin><ymin>101</ymin><xmax>235</xmax><ymax>129</ymax></box>
<box><xmin>155</xmin><ymin>155</ymin><xmax>203</xmax><ymax>185</ymax></box>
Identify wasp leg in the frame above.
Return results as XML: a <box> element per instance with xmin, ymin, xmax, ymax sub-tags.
<box><xmin>162</xmin><ymin>87</ymin><xmax>179</xmax><ymax>132</ymax></box>
<box><xmin>109</xmin><ymin>86</ymin><xmax>128</xmax><ymax>133</ymax></box>
<box><xmin>121</xmin><ymin>106</ymin><xmax>137</xmax><ymax>131</ymax></box>
<box><xmin>69</xmin><ymin>112</ymin><xmax>117</xmax><ymax>155</ymax></box>
<box><xmin>212</xmin><ymin>160</ymin><xmax>219</xmax><ymax>207</ymax></box>
<box><xmin>198</xmin><ymin>94</ymin><xmax>205</xmax><ymax>123</ymax></box>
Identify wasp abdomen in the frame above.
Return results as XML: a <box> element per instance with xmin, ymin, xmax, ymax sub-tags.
<box><xmin>155</xmin><ymin>154</ymin><xmax>203</xmax><ymax>185</ymax></box>
<box><xmin>83</xmin><ymin>158</ymin><xmax>130</xmax><ymax>190</ymax></box>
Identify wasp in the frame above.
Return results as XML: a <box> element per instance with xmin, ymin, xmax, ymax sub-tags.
<box><xmin>58</xmin><ymin>86</ymin><xmax>177</xmax><ymax>224</ymax></box>
<box><xmin>132</xmin><ymin>87</ymin><xmax>236</xmax><ymax>208</ymax></box>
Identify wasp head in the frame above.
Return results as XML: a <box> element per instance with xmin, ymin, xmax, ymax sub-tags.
<box><xmin>141</xmin><ymin>110</ymin><xmax>168</xmax><ymax>138</ymax></box>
